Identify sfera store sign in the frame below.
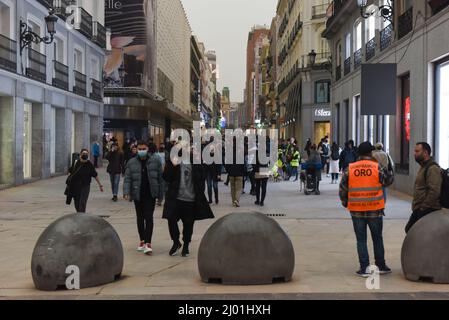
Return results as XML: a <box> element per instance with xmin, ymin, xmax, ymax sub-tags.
<box><xmin>314</xmin><ymin>108</ymin><xmax>331</xmax><ymax>117</ymax></box>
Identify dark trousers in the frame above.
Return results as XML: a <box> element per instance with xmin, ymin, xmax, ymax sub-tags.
<box><xmin>74</xmin><ymin>185</ymin><xmax>90</xmax><ymax>213</ymax></box>
<box><xmin>255</xmin><ymin>178</ymin><xmax>268</xmax><ymax>203</ymax></box>
<box><xmin>321</xmin><ymin>156</ymin><xmax>329</xmax><ymax>174</ymax></box>
<box><xmin>134</xmin><ymin>197</ymin><xmax>156</xmax><ymax>243</ymax></box>
<box><xmin>206</xmin><ymin>171</ymin><xmax>218</xmax><ymax>202</ymax></box>
<box><xmin>168</xmin><ymin>200</ymin><xmax>195</xmax><ymax>244</ymax></box>
<box><xmin>405</xmin><ymin>208</ymin><xmax>437</xmax><ymax>233</ymax></box>
<box><xmin>93</xmin><ymin>156</ymin><xmax>99</xmax><ymax>168</ymax></box>
<box><xmin>352</xmin><ymin>216</ymin><xmax>386</xmax><ymax>269</ymax></box>
<box><xmin>291</xmin><ymin>166</ymin><xmax>299</xmax><ymax>180</ymax></box>
<box><xmin>249</xmin><ymin>171</ymin><xmax>256</xmax><ymax>193</ymax></box>
<box><xmin>332</xmin><ymin>173</ymin><xmax>339</xmax><ymax>180</ymax></box>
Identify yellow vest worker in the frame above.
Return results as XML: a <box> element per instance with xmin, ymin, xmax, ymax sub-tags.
<box><xmin>291</xmin><ymin>151</ymin><xmax>300</xmax><ymax>167</ymax></box>
<box><xmin>348</xmin><ymin>160</ymin><xmax>385</xmax><ymax>212</ymax></box>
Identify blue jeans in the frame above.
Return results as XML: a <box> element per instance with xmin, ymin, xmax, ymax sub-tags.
<box><xmin>206</xmin><ymin>171</ymin><xmax>218</xmax><ymax>202</ymax></box>
<box><xmin>351</xmin><ymin>216</ymin><xmax>386</xmax><ymax>269</ymax></box>
<box><xmin>109</xmin><ymin>173</ymin><xmax>121</xmax><ymax>196</ymax></box>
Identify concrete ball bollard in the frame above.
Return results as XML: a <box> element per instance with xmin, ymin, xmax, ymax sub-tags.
<box><xmin>198</xmin><ymin>212</ymin><xmax>295</xmax><ymax>285</ymax></box>
<box><xmin>31</xmin><ymin>213</ymin><xmax>124</xmax><ymax>291</ymax></box>
<box><xmin>401</xmin><ymin>210</ymin><xmax>449</xmax><ymax>283</ymax></box>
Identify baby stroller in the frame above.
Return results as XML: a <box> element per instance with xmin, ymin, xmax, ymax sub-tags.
<box><xmin>301</xmin><ymin>163</ymin><xmax>322</xmax><ymax>195</ymax></box>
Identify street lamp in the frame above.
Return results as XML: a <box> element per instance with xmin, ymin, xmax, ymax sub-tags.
<box><xmin>357</xmin><ymin>0</ymin><xmax>394</xmax><ymax>27</ymax></box>
<box><xmin>20</xmin><ymin>9</ymin><xmax>58</xmax><ymax>55</ymax></box>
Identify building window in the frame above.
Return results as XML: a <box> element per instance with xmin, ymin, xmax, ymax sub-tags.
<box><xmin>335</xmin><ymin>103</ymin><xmax>340</xmax><ymax>145</ymax></box>
<box><xmin>399</xmin><ymin>73</ymin><xmax>411</xmax><ymax>172</ymax></box>
<box><xmin>354</xmin><ymin>20</ymin><xmax>362</xmax><ymax>52</ymax></box>
<box><xmin>345</xmin><ymin>33</ymin><xmax>351</xmax><ymax>59</ymax></box>
<box><xmin>383</xmin><ymin>115</ymin><xmax>390</xmax><ymax>153</ymax></box>
<box><xmin>315</xmin><ymin>80</ymin><xmax>330</xmax><ymax>103</ymax></box>
<box><xmin>0</xmin><ymin>0</ymin><xmax>13</xmax><ymax>39</ymax></box>
<box><xmin>435</xmin><ymin>57</ymin><xmax>449</xmax><ymax>169</ymax></box>
<box><xmin>344</xmin><ymin>99</ymin><xmax>350</xmax><ymax>143</ymax></box>
<box><xmin>353</xmin><ymin>95</ymin><xmax>361</xmax><ymax>145</ymax></box>
<box><xmin>74</xmin><ymin>47</ymin><xmax>84</xmax><ymax>73</ymax></box>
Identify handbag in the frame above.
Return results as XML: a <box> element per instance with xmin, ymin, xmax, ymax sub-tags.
<box><xmin>65</xmin><ymin>161</ymin><xmax>82</xmax><ymax>195</ymax></box>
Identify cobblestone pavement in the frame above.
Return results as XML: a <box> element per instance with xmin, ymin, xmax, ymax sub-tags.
<box><xmin>1</xmin><ymin>168</ymin><xmax>449</xmax><ymax>299</ymax></box>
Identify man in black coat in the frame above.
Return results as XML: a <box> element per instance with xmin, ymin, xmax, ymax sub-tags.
<box><xmin>163</xmin><ymin>145</ymin><xmax>214</xmax><ymax>257</ymax></box>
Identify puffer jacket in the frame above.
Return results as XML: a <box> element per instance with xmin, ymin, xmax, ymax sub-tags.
<box><xmin>123</xmin><ymin>154</ymin><xmax>163</xmax><ymax>202</ymax></box>
<box><xmin>412</xmin><ymin>159</ymin><xmax>442</xmax><ymax>212</ymax></box>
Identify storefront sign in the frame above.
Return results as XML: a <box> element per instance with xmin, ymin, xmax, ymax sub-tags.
<box><xmin>314</xmin><ymin>108</ymin><xmax>331</xmax><ymax>117</ymax></box>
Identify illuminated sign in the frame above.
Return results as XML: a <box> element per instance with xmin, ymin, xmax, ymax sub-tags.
<box><xmin>314</xmin><ymin>108</ymin><xmax>331</xmax><ymax>117</ymax></box>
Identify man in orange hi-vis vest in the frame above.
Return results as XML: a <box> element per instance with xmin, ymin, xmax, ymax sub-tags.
<box><xmin>340</xmin><ymin>142</ymin><xmax>394</xmax><ymax>278</ymax></box>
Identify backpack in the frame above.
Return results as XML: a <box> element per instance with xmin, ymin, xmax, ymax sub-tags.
<box><xmin>344</xmin><ymin>149</ymin><xmax>356</xmax><ymax>165</ymax></box>
<box><xmin>322</xmin><ymin>144</ymin><xmax>329</xmax><ymax>156</ymax></box>
<box><xmin>424</xmin><ymin>163</ymin><xmax>449</xmax><ymax>209</ymax></box>
<box><xmin>331</xmin><ymin>148</ymin><xmax>340</xmax><ymax>161</ymax></box>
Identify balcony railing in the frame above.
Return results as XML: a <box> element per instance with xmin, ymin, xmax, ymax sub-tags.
<box><xmin>92</xmin><ymin>22</ymin><xmax>106</xmax><ymax>49</ymax></box>
<box><xmin>26</xmin><ymin>49</ymin><xmax>46</xmax><ymax>83</ymax></box>
<box><xmin>90</xmin><ymin>78</ymin><xmax>103</xmax><ymax>101</ymax></box>
<box><xmin>335</xmin><ymin>65</ymin><xmax>341</xmax><ymax>81</ymax></box>
<box><xmin>52</xmin><ymin>60</ymin><xmax>69</xmax><ymax>90</ymax></box>
<box><xmin>73</xmin><ymin>70</ymin><xmax>86</xmax><ymax>96</ymax></box>
<box><xmin>312</xmin><ymin>3</ymin><xmax>328</xmax><ymax>19</ymax></box>
<box><xmin>398</xmin><ymin>7</ymin><xmax>413</xmax><ymax>39</ymax></box>
<box><xmin>344</xmin><ymin>57</ymin><xmax>351</xmax><ymax>75</ymax></box>
<box><xmin>429</xmin><ymin>0</ymin><xmax>449</xmax><ymax>15</ymax></box>
<box><xmin>53</xmin><ymin>0</ymin><xmax>73</xmax><ymax>19</ymax></box>
<box><xmin>365</xmin><ymin>38</ymin><xmax>376</xmax><ymax>61</ymax></box>
<box><xmin>380</xmin><ymin>24</ymin><xmax>393</xmax><ymax>51</ymax></box>
<box><xmin>0</xmin><ymin>34</ymin><xmax>17</xmax><ymax>73</ymax></box>
<box><xmin>36</xmin><ymin>0</ymin><xmax>52</xmax><ymax>9</ymax></box>
<box><xmin>354</xmin><ymin>49</ymin><xmax>362</xmax><ymax>69</ymax></box>
<box><xmin>76</xmin><ymin>7</ymin><xmax>93</xmax><ymax>39</ymax></box>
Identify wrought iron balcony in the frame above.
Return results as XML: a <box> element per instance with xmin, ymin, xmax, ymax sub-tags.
<box><xmin>92</xmin><ymin>22</ymin><xmax>106</xmax><ymax>49</ymax></box>
<box><xmin>52</xmin><ymin>60</ymin><xmax>68</xmax><ymax>90</ymax></box>
<box><xmin>90</xmin><ymin>78</ymin><xmax>103</xmax><ymax>101</ymax></box>
<box><xmin>380</xmin><ymin>24</ymin><xmax>393</xmax><ymax>51</ymax></box>
<box><xmin>365</xmin><ymin>38</ymin><xmax>376</xmax><ymax>61</ymax></box>
<box><xmin>0</xmin><ymin>34</ymin><xmax>17</xmax><ymax>73</ymax></box>
<box><xmin>26</xmin><ymin>49</ymin><xmax>46</xmax><ymax>83</ymax></box>
<box><xmin>344</xmin><ymin>57</ymin><xmax>351</xmax><ymax>75</ymax></box>
<box><xmin>335</xmin><ymin>65</ymin><xmax>341</xmax><ymax>81</ymax></box>
<box><xmin>429</xmin><ymin>0</ymin><xmax>449</xmax><ymax>15</ymax></box>
<box><xmin>312</xmin><ymin>3</ymin><xmax>328</xmax><ymax>19</ymax></box>
<box><xmin>36</xmin><ymin>0</ymin><xmax>52</xmax><ymax>9</ymax></box>
<box><xmin>73</xmin><ymin>70</ymin><xmax>86</xmax><ymax>96</ymax></box>
<box><xmin>398</xmin><ymin>7</ymin><xmax>413</xmax><ymax>39</ymax></box>
<box><xmin>53</xmin><ymin>0</ymin><xmax>73</xmax><ymax>19</ymax></box>
<box><xmin>76</xmin><ymin>7</ymin><xmax>93</xmax><ymax>39</ymax></box>
<box><xmin>354</xmin><ymin>49</ymin><xmax>362</xmax><ymax>69</ymax></box>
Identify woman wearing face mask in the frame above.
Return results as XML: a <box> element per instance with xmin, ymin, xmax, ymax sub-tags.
<box><xmin>66</xmin><ymin>149</ymin><xmax>104</xmax><ymax>213</ymax></box>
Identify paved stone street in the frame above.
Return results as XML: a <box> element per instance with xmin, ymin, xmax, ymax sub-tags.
<box><xmin>1</xmin><ymin>168</ymin><xmax>449</xmax><ymax>299</ymax></box>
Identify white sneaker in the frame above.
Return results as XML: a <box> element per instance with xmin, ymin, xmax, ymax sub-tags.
<box><xmin>143</xmin><ymin>243</ymin><xmax>153</xmax><ymax>255</ymax></box>
<box><xmin>137</xmin><ymin>241</ymin><xmax>145</xmax><ymax>252</ymax></box>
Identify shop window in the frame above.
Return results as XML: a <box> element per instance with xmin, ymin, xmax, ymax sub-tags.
<box><xmin>315</xmin><ymin>80</ymin><xmax>330</xmax><ymax>103</ymax></box>
<box><xmin>399</xmin><ymin>73</ymin><xmax>410</xmax><ymax>173</ymax></box>
<box><xmin>344</xmin><ymin>99</ymin><xmax>350</xmax><ymax>143</ymax></box>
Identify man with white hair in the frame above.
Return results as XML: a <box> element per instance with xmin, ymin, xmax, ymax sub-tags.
<box><xmin>372</xmin><ymin>142</ymin><xmax>395</xmax><ymax>202</ymax></box>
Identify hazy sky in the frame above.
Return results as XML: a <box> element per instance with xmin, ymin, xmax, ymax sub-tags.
<box><xmin>182</xmin><ymin>0</ymin><xmax>278</xmax><ymax>102</ymax></box>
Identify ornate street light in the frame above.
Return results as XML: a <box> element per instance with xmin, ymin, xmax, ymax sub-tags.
<box><xmin>357</xmin><ymin>0</ymin><xmax>394</xmax><ymax>27</ymax></box>
<box><xmin>20</xmin><ymin>9</ymin><xmax>58</xmax><ymax>55</ymax></box>
<box><xmin>308</xmin><ymin>50</ymin><xmax>317</xmax><ymax>66</ymax></box>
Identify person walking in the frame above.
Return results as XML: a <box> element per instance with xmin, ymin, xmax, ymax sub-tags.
<box><xmin>65</xmin><ymin>148</ymin><xmax>104</xmax><ymax>213</ymax></box>
<box><xmin>319</xmin><ymin>138</ymin><xmax>330</xmax><ymax>178</ymax></box>
<box><xmin>329</xmin><ymin>142</ymin><xmax>342</xmax><ymax>184</ymax></box>
<box><xmin>91</xmin><ymin>141</ymin><xmax>100</xmax><ymax>168</ymax></box>
<box><xmin>339</xmin><ymin>142</ymin><xmax>392</xmax><ymax>277</ymax></box>
<box><xmin>304</xmin><ymin>138</ymin><xmax>312</xmax><ymax>158</ymax></box>
<box><xmin>307</xmin><ymin>144</ymin><xmax>322</xmax><ymax>195</ymax></box>
<box><xmin>372</xmin><ymin>142</ymin><xmax>395</xmax><ymax>201</ymax></box>
<box><xmin>254</xmin><ymin>137</ymin><xmax>271</xmax><ymax>206</ymax></box>
<box><xmin>405</xmin><ymin>142</ymin><xmax>443</xmax><ymax>233</ymax></box>
<box><xmin>105</xmin><ymin>143</ymin><xmax>125</xmax><ymax>202</ymax></box>
<box><xmin>339</xmin><ymin>141</ymin><xmax>358</xmax><ymax>172</ymax></box>
<box><xmin>225</xmin><ymin>138</ymin><xmax>245</xmax><ymax>207</ymax></box>
<box><xmin>204</xmin><ymin>139</ymin><xmax>220</xmax><ymax>205</ymax></box>
<box><xmin>123</xmin><ymin>141</ymin><xmax>164</xmax><ymax>255</ymax></box>
<box><xmin>163</xmin><ymin>142</ymin><xmax>214</xmax><ymax>257</ymax></box>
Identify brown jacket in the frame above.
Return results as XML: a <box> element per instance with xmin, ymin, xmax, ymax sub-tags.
<box><xmin>412</xmin><ymin>160</ymin><xmax>442</xmax><ymax>212</ymax></box>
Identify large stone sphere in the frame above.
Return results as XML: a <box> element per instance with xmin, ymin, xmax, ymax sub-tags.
<box><xmin>31</xmin><ymin>213</ymin><xmax>124</xmax><ymax>291</ymax></box>
<box><xmin>198</xmin><ymin>212</ymin><xmax>295</xmax><ymax>285</ymax></box>
<box><xmin>402</xmin><ymin>210</ymin><xmax>449</xmax><ymax>283</ymax></box>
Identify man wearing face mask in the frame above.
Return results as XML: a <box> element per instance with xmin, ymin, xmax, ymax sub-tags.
<box><xmin>123</xmin><ymin>141</ymin><xmax>163</xmax><ymax>255</ymax></box>
<box><xmin>66</xmin><ymin>149</ymin><xmax>104</xmax><ymax>213</ymax></box>
<box><xmin>405</xmin><ymin>142</ymin><xmax>443</xmax><ymax>233</ymax></box>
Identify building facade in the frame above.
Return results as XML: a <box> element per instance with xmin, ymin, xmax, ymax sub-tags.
<box><xmin>323</xmin><ymin>0</ymin><xmax>449</xmax><ymax>194</ymax></box>
<box><xmin>0</xmin><ymin>0</ymin><xmax>105</xmax><ymax>187</ymax></box>
<box><xmin>103</xmin><ymin>0</ymin><xmax>192</xmax><ymax>149</ymax></box>
<box><xmin>275</xmin><ymin>0</ymin><xmax>331</xmax><ymax>144</ymax></box>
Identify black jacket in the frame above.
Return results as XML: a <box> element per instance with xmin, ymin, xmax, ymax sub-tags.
<box><xmin>162</xmin><ymin>160</ymin><xmax>214</xmax><ymax>221</ymax></box>
<box><xmin>106</xmin><ymin>151</ymin><xmax>125</xmax><ymax>174</ymax></box>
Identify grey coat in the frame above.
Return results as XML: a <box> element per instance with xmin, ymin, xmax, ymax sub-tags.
<box><xmin>123</xmin><ymin>154</ymin><xmax>163</xmax><ymax>202</ymax></box>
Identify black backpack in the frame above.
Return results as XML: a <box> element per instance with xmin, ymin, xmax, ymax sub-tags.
<box><xmin>425</xmin><ymin>163</ymin><xmax>449</xmax><ymax>209</ymax></box>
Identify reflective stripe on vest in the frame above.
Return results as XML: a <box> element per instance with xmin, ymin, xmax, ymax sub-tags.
<box><xmin>291</xmin><ymin>151</ymin><xmax>300</xmax><ymax>167</ymax></box>
<box><xmin>348</xmin><ymin>160</ymin><xmax>385</xmax><ymax>212</ymax></box>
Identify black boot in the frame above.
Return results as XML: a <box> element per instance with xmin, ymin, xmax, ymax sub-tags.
<box><xmin>182</xmin><ymin>242</ymin><xmax>190</xmax><ymax>257</ymax></box>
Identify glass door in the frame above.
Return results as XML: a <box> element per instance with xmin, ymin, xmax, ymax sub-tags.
<box><xmin>436</xmin><ymin>59</ymin><xmax>449</xmax><ymax>169</ymax></box>
<box><xmin>23</xmin><ymin>102</ymin><xmax>32</xmax><ymax>179</ymax></box>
